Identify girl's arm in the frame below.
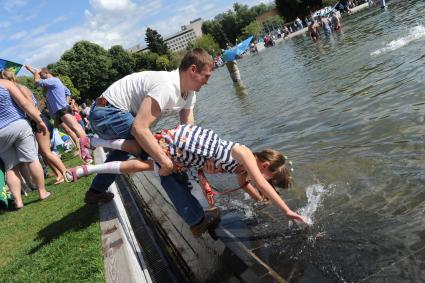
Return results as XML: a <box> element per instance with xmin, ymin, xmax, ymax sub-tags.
<box><xmin>236</xmin><ymin>174</ymin><xmax>264</xmax><ymax>202</ymax></box>
<box><xmin>232</xmin><ymin>144</ymin><xmax>307</xmax><ymax>224</ymax></box>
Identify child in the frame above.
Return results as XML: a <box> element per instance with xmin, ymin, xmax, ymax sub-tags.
<box><xmin>68</xmin><ymin>124</ymin><xmax>307</xmax><ymax>224</ymax></box>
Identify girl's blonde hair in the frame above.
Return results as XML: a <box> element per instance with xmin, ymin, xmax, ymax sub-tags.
<box><xmin>0</xmin><ymin>69</ymin><xmax>18</xmax><ymax>83</ymax></box>
<box><xmin>253</xmin><ymin>149</ymin><xmax>293</xmax><ymax>189</ymax></box>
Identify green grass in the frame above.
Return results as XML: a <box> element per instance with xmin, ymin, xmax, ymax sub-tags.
<box><xmin>0</xmin><ymin>155</ymin><xmax>104</xmax><ymax>283</ymax></box>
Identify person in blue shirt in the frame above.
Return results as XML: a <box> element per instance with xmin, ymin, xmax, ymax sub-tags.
<box><xmin>25</xmin><ymin>65</ymin><xmax>92</xmax><ymax>164</ymax></box>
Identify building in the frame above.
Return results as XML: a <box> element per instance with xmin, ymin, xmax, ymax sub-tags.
<box><xmin>164</xmin><ymin>18</ymin><xmax>203</xmax><ymax>52</ymax></box>
<box><xmin>129</xmin><ymin>18</ymin><xmax>203</xmax><ymax>53</ymax></box>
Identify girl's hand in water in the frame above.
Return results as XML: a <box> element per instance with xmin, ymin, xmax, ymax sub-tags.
<box><xmin>286</xmin><ymin>210</ymin><xmax>308</xmax><ymax>225</ymax></box>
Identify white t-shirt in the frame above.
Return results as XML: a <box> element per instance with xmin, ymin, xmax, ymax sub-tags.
<box><xmin>102</xmin><ymin>69</ymin><xmax>196</xmax><ymax>116</ymax></box>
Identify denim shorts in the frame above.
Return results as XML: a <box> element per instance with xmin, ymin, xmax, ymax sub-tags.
<box><xmin>88</xmin><ymin>104</ymin><xmax>134</xmax><ymax>140</ymax></box>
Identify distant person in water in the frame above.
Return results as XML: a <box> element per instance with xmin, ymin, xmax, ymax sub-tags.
<box><xmin>309</xmin><ymin>20</ymin><xmax>320</xmax><ymax>42</ymax></box>
<box><xmin>331</xmin><ymin>12</ymin><xmax>341</xmax><ymax>31</ymax></box>
<box><xmin>64</xmin><ymin>124</ymin><xmax>308</xmax><ymax>225</ymax></box>
<box><xmin>320</xmin><ymin>15</ymin><xmax>332</xmax><ymax>36</ymax></box>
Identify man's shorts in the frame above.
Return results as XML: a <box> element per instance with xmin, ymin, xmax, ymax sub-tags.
<box><xmin>0</xmin><ymin>119</ymin><xmax>38</xmax><ymax>171</ymax></box>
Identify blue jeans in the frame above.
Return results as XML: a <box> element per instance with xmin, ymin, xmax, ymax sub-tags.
<box><xmin>88</xmin><ymin>104</ymin><xmax>204</xmax><ymax>226</ymax></box>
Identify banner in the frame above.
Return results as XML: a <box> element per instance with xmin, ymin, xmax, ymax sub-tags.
<box><xmin>223</xmin><ymin>36</ymin><xmax>254</xmax><ymax>62</ymax></box>
<box><xmin>0</xmin><ymin>58</ymin><xmax>23</xmax><ymax>74</ymax></box>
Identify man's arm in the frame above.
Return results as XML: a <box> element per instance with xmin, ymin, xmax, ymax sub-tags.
<box><xmin>179</xmin><ymin>108</ymin><xmax>194</xmax><ymax>125</ymax></box>
<box><xmin>131</xmin><ymin>96</ymin><xmax>174</xmax><ymax>176</ymax></box>
<box><xmin>1</xmin><ymin>80</ymin><xmax>47</xmax><ymax>135</ymax></box>
<box><xmin>24</xmin><ymin>65</ymin><xmax>41</xmax><ymax>82</ymax></box>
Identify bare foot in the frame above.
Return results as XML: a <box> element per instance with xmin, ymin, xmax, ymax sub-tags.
<box><xmin>39</xmin><ymin>191</ymin><xmax>52</xmax><ymax>200</ymax></box>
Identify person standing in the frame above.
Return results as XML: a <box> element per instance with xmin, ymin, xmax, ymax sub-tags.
<box><xmin>83</xmin><ymin>48</ymin><xmax>219</xmax><ymax>236</ymax></box>
<box><xmin>25</xmin><ymin>65</ymin><xmax>92</xmax><ymax>163</ymax></box>
<box><xmin>1</xmin><ymin>69</ymin><xmax>67</xmax><ymax>184</ymax></box>
<box><xmin>0</xmin><ymin>77</ymin><xmax>51</xmax><ymax>209</ymax></box>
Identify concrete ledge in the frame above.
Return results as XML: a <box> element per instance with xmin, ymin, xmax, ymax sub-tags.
<box><xmin>94</xmin><ymin>148</ymin><xmax>152</xmax><ymax>283</ymax></box>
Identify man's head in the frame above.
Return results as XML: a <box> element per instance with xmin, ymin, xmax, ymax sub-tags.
<box><xmin>39</xmin><ymin>67</ymin><xmax>53</xmax><ymax>79</ymax></box>
<box><xmin>179</xmin><ymin>48</ymin><xmax>214</xmax><ymax>92</ymax></box>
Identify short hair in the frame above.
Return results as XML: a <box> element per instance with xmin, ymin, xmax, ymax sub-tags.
<box><xmin>40</xmin><ymin>67</ymin><xmax>51</xmax><ymax>74</ymax></box>
<box><xmin>0</xmin><ymin>69</ymin><xmax>18</xmax><ymax>83</ymax></box>
<box><xmin>179</xmin><ymin>48</ymin><xmax>214</xmax><ymax>72</ymax></box>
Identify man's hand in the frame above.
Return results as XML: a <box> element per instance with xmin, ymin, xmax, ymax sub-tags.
<box><xmin>203</xmin><ymin>159</ymin><xmax>222</xmax><ymax>174</ymax></box>
<box><xmin>158</xmin><ymin>158</ymin><xmax>174</xmax><ymax>176</ymax></box>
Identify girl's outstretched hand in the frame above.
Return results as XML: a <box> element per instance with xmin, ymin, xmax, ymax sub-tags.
<box><xmin>286</xmin><ymin>210</ymin><xmax>308</xmax><ymax>225</ymax></box>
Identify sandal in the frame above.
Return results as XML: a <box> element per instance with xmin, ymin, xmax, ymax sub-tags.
<box><xmin>79</xmin><ymin>137</ymin><xmax>94</xmax><ymax>164</ymax></box>
<box><xmin>64</xmin><ymin>165</ymin><xmax>89</xmax><ymax>182</ymax></box>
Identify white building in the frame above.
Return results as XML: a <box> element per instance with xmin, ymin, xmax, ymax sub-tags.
<box><xmin>164</xmin><ymin>18</ymin><xmax>203</xmax><ymax>52</ymax></box>
<box><xmin>129</xmin><ymin>18</ymin><xmax>203</xmax><ymax>53</ymax></box>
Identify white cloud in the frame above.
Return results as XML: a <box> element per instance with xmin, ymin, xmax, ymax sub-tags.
<box><xmin>2</xmin><ymin>0</ymin><xmax>29</xmax><ymax>12</ymax></box>
<box><xmin>10</xmin><ymin>31</ymin><xmax>27</xmax><ymax>40</ymax></box>
<box><xmin>89</xmin><ymin>0</ymin><xmax>135</xmax><ymax>12</ymax></box>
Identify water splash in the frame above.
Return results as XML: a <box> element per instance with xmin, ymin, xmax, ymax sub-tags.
<box><xmin>297</xmin><ymin>183</ymin><xmax>327</xmax><ymax>225</ymax></box>
<box><xmin>371</xmin><ymin>25</ymin><xmax>425</xmax><ymax>56</ymax></box>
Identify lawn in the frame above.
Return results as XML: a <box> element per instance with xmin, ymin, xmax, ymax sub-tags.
<box><xmin>0</xmin><ymin>155</ymin><xmax>104</xmax><ymax>282</ymax></box>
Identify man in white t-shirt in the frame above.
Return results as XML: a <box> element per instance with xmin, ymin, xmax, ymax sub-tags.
<box><xmin>84</xmin><ymin>48</ymin><xmax>219</xmax><ymax>235</ymax></box>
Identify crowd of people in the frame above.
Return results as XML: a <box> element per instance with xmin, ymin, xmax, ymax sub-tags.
<box><xmin>0</xmin><ymin>48</ymin><xmax>307</xmax><ymax>238</ymax></box>
<box><xmin>0</xmin><ymin>67</ymin><xmax>93</xmax><ymax>209</ymax></box>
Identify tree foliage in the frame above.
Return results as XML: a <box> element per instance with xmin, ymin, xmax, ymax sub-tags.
<box><xmin>49</xmin><ymin>41</ymin><xmax>111</xmax><ymax>100</ymax></box>
<box><xmin>145</xmin><ymin>27</ymin><xmax>169</xmax><ymax>56</ymax></box>
<box><xmin>202</xmin><ymin>20</ymin><xmax>229</xmax><ymax>49</ymax></box>
<box><xmin>108</xmin><ymin>45</ymin><xmax>136</xmax><ymax>82</ymax></box>
<box><xmin>57</xmin><ymin>74</ymin><xmax>80</xmax><ymax>100</ymax></box>
<box><xmin>186</xmin><ymin>34</ymin><xmax>220</xmax><ymax>56</ymax></box>
<box><xmin>242</xmin><ymin>20</ymin><xmax>263</xmax><ymax>39</ymax></box>
<box><xmin>17</xmin><ymin>76</ymin><xmax>44</xmax><ymax>106</ymax></box>
<box><xmin>202</xmin><ymin>2</ymin><xmax>275</xmax><ymax>47</ymax></box>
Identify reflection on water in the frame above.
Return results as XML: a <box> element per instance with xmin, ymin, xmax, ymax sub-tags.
<box><xmin>189</xmin><ymin>0</ymin><xmax>425</xmax><ymax>281</ymax></box>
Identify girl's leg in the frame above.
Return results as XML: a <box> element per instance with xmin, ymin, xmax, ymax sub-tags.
<box><xmin>61</xmin><ymin>113</ymin><xmax>86</xmax><ymax>138</ymax></box>
<box><xmin>27</xmin><ymin>160</ymin><xmax>51</xmax><ymax>199</ymax></box>
<box><xmin>90</xmin><ymin>138</ymin><xmax>142</xmax><ymax>156</ymax></box>
<box><xmin>60</xmin><ymin>122</ymin><xmax>80</xmax><ymax>152</ymax></box>
<box><xmin>66</xmin><ymin>159</ymin><xmax>153</xmax><ymax>181</ymax></box>
<box><xmin>36</xmin><ymin>131</ymin><xmax>66</xmax><ymax>181</ymax></box>
<box><xmin>7</xmin><ymin>167</ymin><xmax>24</xmax><ymax>208</ymax></box>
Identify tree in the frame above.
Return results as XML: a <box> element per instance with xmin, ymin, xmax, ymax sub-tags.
<box><xmin>155</xmin><ymin>56</ymin><xmax>170</xmax><ymax>71</ymax></box>
<box><xmin>108</xmin><ymin>45</ymin><xmax>135</xmax><ymax>82</ymax></box>
<box><xmin>263</xmin><ymin>15</ymin><xmax>284</xmax><ymax>33</ymax></box>
<box><xmin>49</xmin><ymin>41</ymin><xmax>112</xmax><ymax>101</ymax></box>
<box><xmin>57</xmin><ymin>74</ymin><xmax>80</xmax><ymax>100</ymax></box>
<box><xmin>242</xmin><ymin>20</ymin><xmax>263</xmax><ymax>39</ymax></box>
<box><xmin>202</xmin><ymin>2</ymin><xmax>275</xmax><ymax>48</ymax></box>
<box><xmin>202</xmin><ymin>20</ymin><xmax>229</xmax><ymax>49</ymax></box>
<box><xmin>275</xmin><ymin>0</ymin><xmax>310</xmax><ymax>22</ymax></box>
<box><xmin>133</xmin><ymin>51</ymin><xmax>159</xmax><ymax>71</ymax></box>
<box><xmin>186</xmin><ymin>34</ymin><xmax>220</xmax><ymax>56</ymax></box>
<box><xmin>18</xmin><ymin>76</ymin><xmax>45</xmax><ymax>108</ymax></box>
<box><xmin>145</xmin><ymin>27</ymin><xmax>169</xmax><ymax>56</ymax></box>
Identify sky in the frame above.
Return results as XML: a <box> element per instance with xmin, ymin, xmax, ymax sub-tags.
<box><xmin>0</xmin><ymin>0</ymin><xmax>271</xmax><ymax>74</ymax></box>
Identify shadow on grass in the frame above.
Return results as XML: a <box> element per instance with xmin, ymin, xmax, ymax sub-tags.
<box><xmin>29</xmin><ymin>204</ymin><xmax>99</xmax><ymax>254</ymax></box>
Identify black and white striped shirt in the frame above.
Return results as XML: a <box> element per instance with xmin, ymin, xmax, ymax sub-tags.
<box><xmin>164</xmin><ymin>124</ymin><xmax>240</xmax><ymax>173</ymax></box>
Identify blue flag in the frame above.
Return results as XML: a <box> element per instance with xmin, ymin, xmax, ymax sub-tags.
<box><xmin>0</xmin><ymin>58</ymin><xmax>23</xmax><ymax>74</ymax></box>
<box><xmin>223</xmin><ymin>36</ymin><xmax>254</xmax><ymax>62</ymax></box>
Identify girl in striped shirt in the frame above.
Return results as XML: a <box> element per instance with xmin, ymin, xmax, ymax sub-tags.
<box><xmin>67</xmin><ymin>124</ymin><xmax>307</xmax><ymax>224</ymax></box>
